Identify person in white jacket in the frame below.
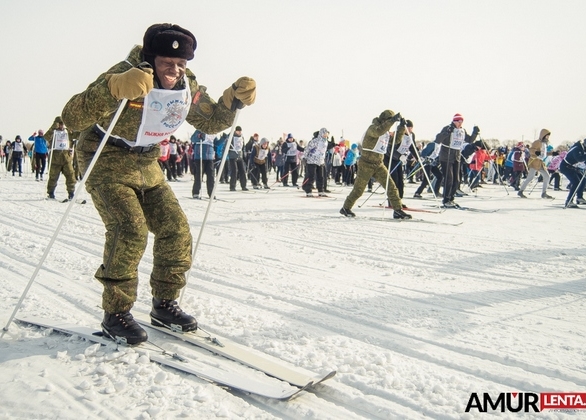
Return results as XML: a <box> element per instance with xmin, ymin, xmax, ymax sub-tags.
<box><xmin>302</xmin><ymin>128</ymin><xmax>330</xmax><ymax>197</ymax></box>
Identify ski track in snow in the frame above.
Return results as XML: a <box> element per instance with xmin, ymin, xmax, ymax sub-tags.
<box><xmin>1</xmin><ymin>174</ymin><xmax>585</xmax><ymax>419</ymax></box>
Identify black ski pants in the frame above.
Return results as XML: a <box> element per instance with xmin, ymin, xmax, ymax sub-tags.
<box><xmin>440</xmin><ymin>159</ymin><xmax>460</xmax><ymax>204</ymax></box>
<box><xmin>389</xmin><ymin>159</ymin><xmax>405</xmax><ymax>198</ymax></box>
<box><xmin>282</xmin><ymin>158</ymin><xmax>298</xmax><ymax>186</ymax></box>
<box><xmin>302</xmin><ymin>163</ymin><xmax>325</xmax><ymax>193</ymax></box>
<box><xmin>251</xmin><ymin>162</ymin><xmax>268</xmax><ymax>187</ymax></box>
<box><xmin>35</xmin><ymin>153</ymin><xmax>47</xmax><ymax>178</ymax></box>
<box><xmin>192</xmin><ymin>159</ymin><xmax>215</xmax><ymax>197</ymax></box>
<box><xmin>229</xmin><ymin>158</ymin><xmax>247</xmax><ymax>190</ymax></box>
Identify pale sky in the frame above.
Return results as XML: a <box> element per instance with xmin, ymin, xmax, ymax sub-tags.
<box><xmin>1</xmin><ymin>0</ymin><xmax>585</xmax><ymax>147</ymax></box>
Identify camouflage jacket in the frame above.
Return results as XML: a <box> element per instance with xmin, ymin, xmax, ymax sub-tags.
<box><xmin>361</xmin><ymin>117</ymin><xmax>405</xmax><ymax>165</ymax></box>
<box><xmin>61</xmin><ymin>45</ymin><xmax>236</xmax><ymax>158</ymax></box>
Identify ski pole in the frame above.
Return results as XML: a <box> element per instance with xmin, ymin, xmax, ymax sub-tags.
<box><xmin>198</xmin><ymin>135</ymin><xmax>203</xmax><ymax>199</ymax></box>
<box><xmin>380</xmin><ymin>155</ymin><xmax>400</xmax><ymax>218</ymax></box>
<box><xmin>1</xmin><ymin>98</ymin><xmax>129</xmax><ymax>337</ymax></box>
<box><xmin>527</xmin><ymin>174</ymin><xmax>541</xmax><ymax>196</ymax></box>
<box><xmin>180</xmin><ymin>109</ymin><xmax>241</xmax><ymax>305</ymax></box>
<box><xmin>246</xmin><ymin>162</ymin><xmax>261</xmax><ymax>187</ymax></box>
<box><xmin>490</xmin><ymin>158</ymin><xmax>509</xmax><ymax>195</ymax></box>
<box><xmin>300</xmin><ymin>174</ymin><xmax>311</xmax><ymax>188</ymax></box>
<box><xmin>378</xmin><ymin>152</ymin><xmax>435</xmax><ymax>208</ymax></box>
<box><xmin>25</xmin><ymin>150</ymin><xmax>31</xmax><ymax>178</ymax></box>
<box><xmin>48</xmin><ymin>130</ymin><xmax>56</xmax><ymax>183</ymax></box>
<box><xmin>357</xmin><ymin>183</ymin><xmax>381</xmax><ymax>208</ymax></box>
<box><xmin>466</xmin><ymin>166</ymin><xmax>483</xmax><ymax>193</ymax></box>
<box><xmin>410</xmin><ymin>142</ymin><xmax>439</xmax><ymax>202</ymax></box>
<box><xmin>406</xmin><ymin>161</ymin><xmax>422</xmax><ymax>179</ymax></box>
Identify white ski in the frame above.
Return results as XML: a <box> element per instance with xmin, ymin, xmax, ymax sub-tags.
<box><xmin>134</xmin><ymin>313</ymin><xmax>336</xmax><ymax>388</ymax></box>
<box><xmin>16</xmin><ymin>316</ymin><xmax>308</xmax><ymax>400</ymax></box>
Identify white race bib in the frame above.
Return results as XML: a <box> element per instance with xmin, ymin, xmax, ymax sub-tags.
<box><xmin>257</xmin><ymin>149</ymin><xmax>268</xmax><ymax>160</ymax></box>
<box><xmin>53</xmin><ymin>130</ymin><xmax>69</xmax><ymax>151</ymax></box>
<box><xmin>286</xmin><ymin>141</ymin><xmax>297</xmax><ymax>156</ymax></box>
<box><xmin>135</xmin><ymin>79</ymin><xmax>191</xmax><ymax>147</ymax></box>
<box><xmin>397</xmin><ymin>133</ymin><xmax>413</xmax><ymax>155</ymax></box>
<box><xmin>449</xmin><ymin>128</ymin><xmax>465</xmax><ymax>150</ymax></box>
<box><xmin>232</xmin><ymin>135</ymin><xmax>244</xmax><ymax>152</ymax></box>
<box><xmin>372</xmin><ymin>132</ymin><xmax>390</xmax><ymax>154</ymax></box>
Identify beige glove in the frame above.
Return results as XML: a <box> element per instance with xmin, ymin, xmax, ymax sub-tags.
<box><xmin>222</xmin><ymin>77</ymin><xmax>256</xmax><ymax>111</ymax></box>
<box><xmin>105</xmin><ymin>68</ymin><xmax>154</xmax><ymax>100</ymax></box>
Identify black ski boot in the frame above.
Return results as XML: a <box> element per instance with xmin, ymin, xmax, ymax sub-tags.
<box><xmin>101</xmin><ymin>311</ymin><xmax>148</xmax><ymax>345</ymax></box>
<box><xmin>393</xmin><ymin>209</ymin><xmax>412</xmax><ymax>219</ymax></box>
<box><xmin>150</xmin><ymin>298</ymin><xmax>198</xmax><ymax>332</ymax></box>
<box><xmin>340</xmin><ymin>207</ymin><xmax>356</xmax><ymax>217</ymax></box>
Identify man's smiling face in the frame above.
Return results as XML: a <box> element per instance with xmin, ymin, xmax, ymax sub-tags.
<box><xmin>154</xmin><ymin>56</ymin><xmax>187</xmax><ymax>89</ymax></box>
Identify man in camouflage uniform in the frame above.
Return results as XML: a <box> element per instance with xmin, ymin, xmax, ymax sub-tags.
<box><xmin>44</xmin><ymin>116</ymin><xmax>77</xmax><ymax>200</ymax></box>
<box><xmin>62</xmin><ymin>23</ymin><xmax>256</xmax><ymax>345</ymax></box>
<box><xmin>340</xmin><ymin>110</ymin><xmax>412</xmax><ymax>219</ymax></box>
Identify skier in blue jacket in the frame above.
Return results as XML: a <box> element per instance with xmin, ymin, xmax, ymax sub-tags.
<box><xmin>28</xmin><ymin>129</ymin><xmax>49</xmax><ymax>181</ymax></box>
<box><xmin>191</xmin><ymin>130</ymin><xmax>216</xmax><ymax>198</ymax></box>
<box><xmin>343</xmin><ymin>143</ymin><xmax>359</xmax><ymax>185</ymax></box>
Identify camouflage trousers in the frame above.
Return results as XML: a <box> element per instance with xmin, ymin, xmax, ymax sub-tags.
<box><xmin>342</xmin><ymin>159</ymin><xmax>402</xmax><ymax>210</ymax></box>
<box><xmin>88</xmin><ymin>181</ymin><xmax>192</xmax><ymax>313</ymax></box>
<box><xmin>47</xmin><ymin>151</ymin><xmax>76</xmax><ymax>195</ymax></box>
<box><xmin>76</xmin><ymin>138</ymin><xmax>193</xmax><ymax>313</ymax></box>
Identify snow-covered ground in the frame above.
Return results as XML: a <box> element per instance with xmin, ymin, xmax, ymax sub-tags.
<box><xmin>1</xmin><ymin>170</ymin><xmax>585</xmax><ymax>419</ymax></box>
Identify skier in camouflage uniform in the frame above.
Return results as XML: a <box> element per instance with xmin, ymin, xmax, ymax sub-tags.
<box><xmin>44</xmin><ymin>116</ymin><xmax>77</xmax><ymax>200</ymax></box>
<box><xmin>61</xmin><ymin>23</ymin><xmax>256</xmax><ymax>345</ymax></box>
<box><xmin>340</xmin><ymin>110</ymin><xmax>412</xmax><ymax>219</ymax></box>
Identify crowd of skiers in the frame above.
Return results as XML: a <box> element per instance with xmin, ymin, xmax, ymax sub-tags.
<box><xmin>181</xmin><ymin>126</ymin><xmax>369</xmax><ymax>200</ymax></box>
<box><xmin>2</xmin><ymin>120</ymin><xmax>586</xmax><ymax>209</ymax></box>
<box><xmin>411</xmin><ymin>127</ymin><xmax>586</xmax><ymax>209</ymax></box>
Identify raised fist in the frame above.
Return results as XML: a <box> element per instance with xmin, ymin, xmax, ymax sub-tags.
<box><xmin>105</xmin><ymin>67</ymin><xmax>154</xmax><ymax>100</ymax></box>
<box><xmin>222</xmin><ymin>77</ymin><xmax>256</xmax><ymax>111</ymax></box>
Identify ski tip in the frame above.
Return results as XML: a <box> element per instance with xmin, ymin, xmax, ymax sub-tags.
<box><xmin>312</xmin><ymin>370</ymin><xmax>337</xmax><ymax>385</ymax></box>
<box><xmin>288</xmin><ymin>371</ymin><xmax>337</xmax><ymax>399</ymax></box>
